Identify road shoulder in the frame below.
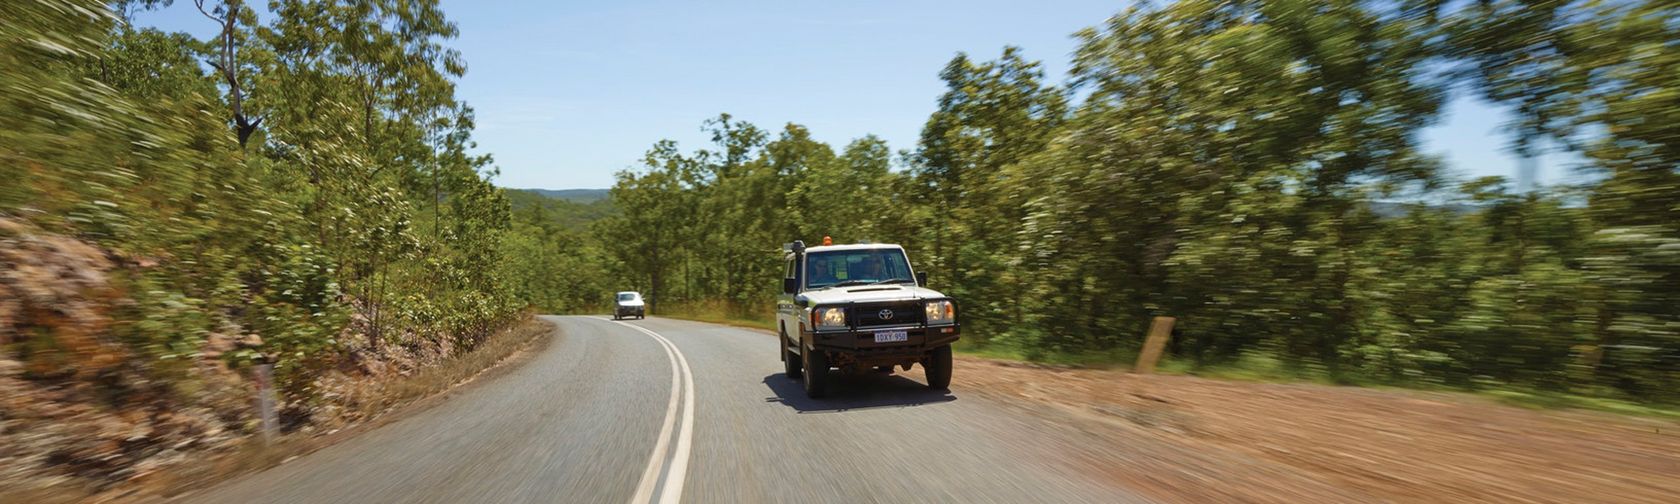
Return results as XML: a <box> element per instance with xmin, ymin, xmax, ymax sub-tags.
<box><xmin>119</xmin><ymin>316</ymin><xmax>558</xmax><ymax>504</ymax></box>
<box><xmin>952</xmin><ymin>358</ymin><xmax>1680</xmax><ymax>503</ymax></box>
<box><xmin>657</xmin><ymin>315</ymin><xmax>1680</xmax><ymax>503</ymax></box>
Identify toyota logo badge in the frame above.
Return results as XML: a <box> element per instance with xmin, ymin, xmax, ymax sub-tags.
<box><xmin>878</xmin><ymin>309</ymin><xmax>894</xmax><ymax>320</ymax></box>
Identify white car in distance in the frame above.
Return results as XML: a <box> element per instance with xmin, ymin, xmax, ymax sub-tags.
<box><xmin>613</xmin><ymin>291</ymin><xmax>646</xmax><ymax>320</ymax></box>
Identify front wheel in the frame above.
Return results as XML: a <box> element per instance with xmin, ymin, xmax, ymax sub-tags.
<box><xmin>801</xmin><ymin>346</ymin><xmax>829</xmax><ymax>398</ymax></box>
<box><xmin>924</xmin><ymin>345</ymin><xmax>952</xmax><ymax>391</ymax></box>
<box><xmin>783</xmin><ymin>337</ymin><xmax>803</xmax><ymax>379</ymax></box>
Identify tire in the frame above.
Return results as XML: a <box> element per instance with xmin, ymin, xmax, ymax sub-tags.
<box><xmin>783</xmin><ymin>337</ymin><xmax>803</xmax><ymax>379</ymax></box>
<box><xmin>925</xmin><ymin>345</ymin><xmax>953</xmax><ymax>391</ymax></box>
<box><xmin>801</xmin><ymin>345</ymin><xmax>829</xmax><ymax>398</ymax></box>
<box><xmin>612</xmin><ymin>314</ymin><xmax>619</xmax><ymax>320</ymax></box>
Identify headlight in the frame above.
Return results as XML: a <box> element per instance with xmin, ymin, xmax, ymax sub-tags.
<box><xmin>925</xmin><ymin>300</ymin><xmax>955</xmax><ymax>324</ymax></box>
<box><xmin>813</xmin><ymin>307</ymin><xmax>847</xmax><ymax>329</ymax></box>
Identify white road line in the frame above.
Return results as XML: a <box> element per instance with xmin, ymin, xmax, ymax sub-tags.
<box><xmin>660</xmin><ymin>328</ymin><xmax>696</xmax><ymax>504</ymax></box>
<box><xmin>624</xmin><ymin>320</ymin><xmax>679</xmax><ymax>504</ymax></box>
<box><xmin>616</xmin><ymin>319</ymin><xmax>696</xmax><ymax>504</ymax></box>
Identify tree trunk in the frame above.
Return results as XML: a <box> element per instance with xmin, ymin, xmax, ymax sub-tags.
<box><xmin>198</xmin><ymin>0</ymin><xmax>260</xmax><ymax>148</ymax></box>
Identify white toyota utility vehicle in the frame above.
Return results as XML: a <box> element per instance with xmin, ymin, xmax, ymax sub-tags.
<box><xmin>775</xmin><ymin>239</ymin><xmax>959</xmax><ymax>398</ymax></box>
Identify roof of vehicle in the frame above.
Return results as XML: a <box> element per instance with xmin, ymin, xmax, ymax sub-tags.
<box><xmin>616</xmin><ymin>291</ymin><xmax>641</xmax><ymax>296</ymax></box>
<box><xmin>802</xmin><ymin>243</ymin><xmax>905</xmax><ymax>253</ymax></box>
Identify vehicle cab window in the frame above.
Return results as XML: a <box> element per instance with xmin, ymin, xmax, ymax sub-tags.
<box><xmin>804</xmin><ymin>248</ymin><xmax>913</xmax><ymax>289</ymax></box>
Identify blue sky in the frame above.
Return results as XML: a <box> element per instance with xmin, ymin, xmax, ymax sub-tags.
<box><xmin>136</xmin><ymin>0</ymin><xmax>1568</xmax><ymax>190</ymax></box>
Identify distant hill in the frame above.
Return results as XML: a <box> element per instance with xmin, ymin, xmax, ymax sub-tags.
<box><xmin>505</xmin><ymin>188</ymin><xmax>616</xmax><ymax>230</ymax></box>
<box><xmin>516</xmin><ymin>188</ymin><xmax>610</xmax><ymax>203</ymax></box>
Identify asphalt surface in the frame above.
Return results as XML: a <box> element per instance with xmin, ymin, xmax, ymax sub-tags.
<box><xmin>186</xmin><ymin>316</ymin><xmax>1143</xmax><ymax>503</ymax></box>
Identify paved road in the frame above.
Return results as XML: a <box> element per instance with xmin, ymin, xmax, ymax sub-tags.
<box><xmin>188</xmin><ymin>316</ymin><xmax>1143</xmax><ymax>503</ymax></box>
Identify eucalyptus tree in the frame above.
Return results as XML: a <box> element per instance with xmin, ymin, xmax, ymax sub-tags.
<box><xmin>192</xmin><ymin>0</ymin><xmax>264</xmax><ymax>147</ymax></box>
<box><xmin>1442</xmin><ymin>0</ymin><xmax>1680</xmax><ymax>399</ymax></box>
<box><xmin>255</xmin><ymin>0</ymin><xmax>502</xmax><ymax>347</ymax></box>
<box><xmin>1011</xmin><ymin>0</ymin><xmax>1446</xmax><ymax>368</ymax></box>
<box><xmin>597</xmin><ymin>141</ymin><xmax>703</xmax><ymax>312</ymax></box>
<box><xmin>912</xmin><ymin>47</ymin><xmax>1067</xmax><ymax>343</ymax></box>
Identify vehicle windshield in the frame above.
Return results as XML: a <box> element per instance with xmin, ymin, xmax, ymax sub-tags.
<box><xmin>805</xmin><ymin>249</ymin><xmax>914</xmax><ymax>289</ymax></box>
<box><xmin>617</xmin><ymin>293</ymin><xmax>637</xmax><ymax>302</ymax></box>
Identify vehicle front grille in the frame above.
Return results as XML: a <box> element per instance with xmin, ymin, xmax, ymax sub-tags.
<box><xmin>852</xmin><ymin>302</ymin><xmax>924</xmax><ymax>327</ymax></box>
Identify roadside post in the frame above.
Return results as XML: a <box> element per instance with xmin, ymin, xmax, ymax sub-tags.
<box><xmin>1133</xmin><ymin>316</ymin><xmax>1175</xmax><ymax>374</ymax></box>
<box><xmin>253</xmin><ymin>362</ymin><xmax>279</xmax><ymax>444</ymax></box>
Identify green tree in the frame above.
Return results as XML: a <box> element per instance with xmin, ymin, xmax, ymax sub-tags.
<box><xmin>912</xmin><ymin>47</ymin><xmax>1067</xmax><ymax>344</ymax></box>
<box><xmin>1448</xmin><ymin>0</ymin><xmax>1680</xmax><ymax>399</ymax></box>
<box><xmin>598</xmin><ymin>140</ymin><xmax>701</xmax><ymax>312</ymax></box>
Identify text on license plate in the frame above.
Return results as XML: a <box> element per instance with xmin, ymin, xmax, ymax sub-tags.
<box><xmin>873</xmin><ymin>330</ymin><xmax>908</xmax><ymax>343</ymax></box>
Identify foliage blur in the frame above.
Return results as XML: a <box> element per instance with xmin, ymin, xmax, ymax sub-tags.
<box><xmin>3</xmin><ymin>0</ymin><xmax>1677</xmax><ymax>423</ymax></box>
<box><xmin>554</xmin><ymin>0</ymin><xmax>1679</xmax><ymax>404</ymax></box>
<box><xmin>2</xmin><ymin>0</ymin><xmax>523</xmax><ymax>409</ymax></box>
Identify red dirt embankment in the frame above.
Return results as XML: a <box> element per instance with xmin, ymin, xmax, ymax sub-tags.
<box><xmin>0</xmin><ymin>219</ymin><xmax>551</xmax><ymax>502</ymax></box>
<box><xmin>943</xmin><ymin>357</ymin><xmax>1680</xmax><ymax>503</ymax></box>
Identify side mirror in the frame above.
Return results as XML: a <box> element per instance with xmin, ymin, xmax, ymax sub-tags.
<box><xmin>783</xmin><ymin>277</ymin><xmax>798</xmax><ymax>294</ymax></box>
<box><xmin>916</xmin><ymin>272</ymin><xmax>929</xmax><ymax>287</ymax></box>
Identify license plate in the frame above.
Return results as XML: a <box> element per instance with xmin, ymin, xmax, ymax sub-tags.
<box><xmin>873</xmin><ymin>330</ymin><xmax>908</xmax><ymax>343</ymax></box>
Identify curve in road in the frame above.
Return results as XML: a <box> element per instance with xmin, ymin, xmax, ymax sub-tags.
<box><xmin>186</xmin><ymin>316</ymin><xmax>1143</xmax><ymax>504</ymax></box>
<box><xmin>617</xmin><ymin>320</ymin><xmax>695</xmax><ymax>504</ymax></box>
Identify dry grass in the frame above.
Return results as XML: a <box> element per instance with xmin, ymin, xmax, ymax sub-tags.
<box><xmin>656</xmin><ymin>300</ymin><xmax>776</xmax><ymax>331</ymax></box>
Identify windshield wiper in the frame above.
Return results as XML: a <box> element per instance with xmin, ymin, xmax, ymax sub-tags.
<box><xmin>868</xmin><ymin>278</ymin><xmax>915</xmax><ymax>285</ymax></box>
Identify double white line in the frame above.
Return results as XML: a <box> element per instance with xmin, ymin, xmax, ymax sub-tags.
<box><xmin>616</xmin><ymin>319</ymin><xmax>695</xmax><ymax>504</ymax></box>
